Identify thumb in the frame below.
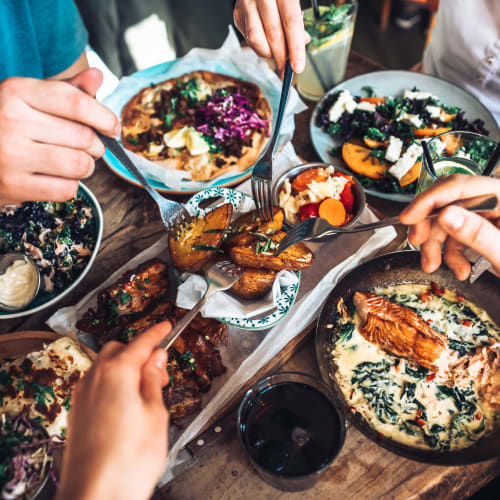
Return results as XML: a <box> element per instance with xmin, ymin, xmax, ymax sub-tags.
<box><xmin>141</xmin><ymin>348</ymin><xmax>168</xmax><ymax>404</ymax></box>
<box><xmin>66</xmin><ymin>67</ymin><xmax>103</xmax><ymax>97</ymax></box>
<box><xmin>439</xmin><ymin>206</ymin><xmax>500</xmax><ymax>271</ymax></box>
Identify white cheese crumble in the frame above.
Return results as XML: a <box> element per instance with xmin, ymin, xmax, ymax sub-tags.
<box><xmin>356</xmin><ymin>101</ymin><xmax>377</xmax><ymax>112</ymax></box>
<box><xmin>328</xmin><ymin>90</ymin><xmax>357</xmax><ymax>122</ymax></box>
<box><xmin>398</xmin><ymin>113</ymin><xmax>424</xmax><ymax>128</ymax></box>
<box><xmin>385</xmin><ymin>136</ymin><xmax>403</xmax><ymax>163</ymax></box>
<box><xmin>426</xmin><ymin>105</ymin><xmax>441</xmax><ymax>118</ymax></box>
<box><xmin>389</xmin><ymin>143</ymin><xmax>422</xmax><ymax>180</ymax></box>
<box><xmin>404</xmin><ymin>90</ymin><xmax>436</xmax><ymax>101</ymax></box>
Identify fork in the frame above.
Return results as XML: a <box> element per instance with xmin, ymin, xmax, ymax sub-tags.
<box><xmin>277</xmin><ymin>194</ymin><xmax>499</xmax><ymax>255</ymax></box>
<box><xmin>157</xmin><ymin>260</ymin><xmax>244</xmax><ymax>351</ymax></box>
<box><xmin>251</xmin><ymin>60</ymin><xmax>294</xmax><ymax>221</ymax></box>
<box><xmin>97</xmin><ymin>133</ymin><xmax>189</xmax><ymax>301</ymax></box>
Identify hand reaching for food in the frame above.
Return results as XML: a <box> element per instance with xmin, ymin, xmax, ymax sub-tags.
<box><xmin>233</xmin><ymin>0</ymin><xmax>309</xmax><ymax>75</ymax></box>
<box><xmin>400</xmin><ymin>174</ymin><xmax>500</xmax><ymax>280</ymax></box>
<box><xmin>56</xmin><ymin>322</ymin><xmax>171</xmax><ymax>500</ymax></box>
<box><xmin>0</xmin><ymin>68</ymin><xmax>120</xmax><ymax>205</ymax></box>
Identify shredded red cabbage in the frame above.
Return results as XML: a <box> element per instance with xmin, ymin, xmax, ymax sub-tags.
<box><xmin>195</xmin><ymin>90</ymin><xmax>270</xmax><ymax>145</ymax></box>
<box><xmin>1</xmin><ymin>413</ymin><xmax>63</xmax><ymax>500</ymax></box>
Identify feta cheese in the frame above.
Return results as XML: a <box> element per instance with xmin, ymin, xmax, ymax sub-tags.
<box><xmin>385</xmin><ymin>136</ymin><xmax>403</xmax><ymax>163</ymax></box>
<box><xmin>328</xmin><ymin>90</ymin><xmax>357</xmax><ymax>122</ymax></box>
<box><xmin>389</xmin><ymin>143</ymin><xmax>422</xmax><ymax>180</ymax></box>
<box><xmin>434</xmin><ymin>138</ymin><xmax>447</xmax><ymax>157</ymax></box>
<box><xmin>456</xmin><ymin>148</ymin><xmax>471</xmax><ymax>159</ymax></box>
<box><xmin>404</xmin><ymin>90</ymin><xmax>436</xmax><ymax>101</ymax></box>
<box><xmin>398</xmin><ymin>112</ymin><xmax>423</xmax><ymax>128</ymax></box>
<box><xmin>426</xmin><ymin>105</ymin><xmax>441</xmax><ymax>118</ymax></box>
<box><xmin>356</xmin><ymin>101</ymin><xmax>377</xmax><ymax>112</ymax></box>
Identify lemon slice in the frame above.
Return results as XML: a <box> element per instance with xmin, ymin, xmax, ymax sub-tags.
<box><xmin>164</xmin><ymin>127</ymin><xmax>188</xmax><ymax>148</ymax></box>
<box><xmin>186</xmin><ymin>129</ymin><xmax>209</xmax><ymax>156</ymax></box>
<box><xmin>309</xmin><ymin>28</ymin><xmax>352</xmax><ymax>55</ymax></box>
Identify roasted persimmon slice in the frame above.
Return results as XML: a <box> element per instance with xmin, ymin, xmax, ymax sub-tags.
<box><xmin>342</xmin><ymin>141</ymin><xmax>388</xmax><ymax>179</ymax></box>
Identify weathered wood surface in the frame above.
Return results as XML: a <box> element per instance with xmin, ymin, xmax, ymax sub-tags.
<box><xmin>1</xmin><ymin>51</ymin><xmax>498</xmax><ymax>499</ymax></box>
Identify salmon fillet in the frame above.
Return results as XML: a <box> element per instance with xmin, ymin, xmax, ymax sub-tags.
<box><xmin>353</xmin><ymin>291</ymin><xmax>448</xmax><ymax>370</ymax></box>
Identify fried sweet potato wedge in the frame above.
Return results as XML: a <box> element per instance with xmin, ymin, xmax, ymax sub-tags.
<box><xmin>230</xmin><ymin>267</ymin><xmax>277</xmax><ymax>299</ymax></box>
<box><xmin>229</xmin><ymin>231</ymin><xmax>314</xmax><ymax>271</ymax></box>
<box><xmin>224</xmin><ymin>207</ymin><xmax>284</xmax><ymax>248</ymax></box>
<box><xmin>169</xmin><ymin>203</ymin><xmax>233</xmax><ymax>272</ymax></box>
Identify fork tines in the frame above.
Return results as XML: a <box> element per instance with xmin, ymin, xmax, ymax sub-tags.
<box><xmin>276</xmin><ymin>219</ymin><xmax>315</xmax><ymax>255</ymax></box>
<box><xmin>216</xmin><ymin>260</ymin><xmax>244</xmax><ymax>275</ymax></box>
<box><xmin>251</xmin><ymin>176</ymin><xmax>274</xmax><ymax>221</ymax></box>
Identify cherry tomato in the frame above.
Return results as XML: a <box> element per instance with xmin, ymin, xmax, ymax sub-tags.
<box><xmin>298</xmin><ymin>203</ymin><xmax>320</xmax><ymax>221</ymax></box>
<box><xmin>340</xmin><ymin>182</ymin><xmax>355</xmax><ymax>213</ymax></box>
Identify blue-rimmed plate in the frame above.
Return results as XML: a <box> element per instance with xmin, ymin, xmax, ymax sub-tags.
<box><xmin>0</xmin><ymin>183</ymin><xmax>103</xmax><ymax>320</ymax></box>
<box><xmin>310</xmin><ymin>71</ymin><xmax>500</xmax><ymax>203</ymax></box>
<box><xmin>185</xmin><ymin>187</ymin><xmax>300</xmax><ymax>330</ymax></box>
<box><xmin>102</xmin><ymin>60</ymin><xmax>270</xmax><ymax>195</ymax></box>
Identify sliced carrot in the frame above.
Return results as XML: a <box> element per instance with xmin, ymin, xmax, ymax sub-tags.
<box><xmin>363</xmin><ymin>137</ymin><xmax>387</xmax><ymax>149</ymax></box>
<box><xmin>292</xmin><ymin>168</ymin><xmax>327</xmax><ymax>191</ymax></box>
<box><xmin>342</xmin><ymin>141</ymin><xmax>388</xmax><ymax>179</ymax></box>
<box><xmin>440</xmin><ymin>112</ymin><xmax>456</xmax><ymax>123</ymax></box>
<box><xmin>399</xmin><ymin>161</ymin><xmax>421</xmax><ymax>187</ymax></box>
<box><xmin>359</xmin><ymin>97</ymin><xmax>386</xmax><ymax>104</ymax></box>
<box><xmin>440</xmin><ymin>134</ymin><xmax>463</xmax><ymax>155</ymax></box>
<box><xmin>413</xmin><ymin>126</ymin><xmax>452</xmax><ymax>137</ymax></box>
<box><xmin>319</xmin><ymin>198</ymin><xmax>346</xmax><ymax>226</ymax></box>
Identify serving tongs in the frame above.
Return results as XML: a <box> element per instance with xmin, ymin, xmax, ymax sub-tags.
<box><xmin>277</xmin><ymin>194</ymin><xmax>498</xmax><ymax>255</ymax></box>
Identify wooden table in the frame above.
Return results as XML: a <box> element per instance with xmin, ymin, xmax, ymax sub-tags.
<box><xmin>1</xmin><ymin>52</ymin><xmax>499</xmax><ymax>499</ymax></box>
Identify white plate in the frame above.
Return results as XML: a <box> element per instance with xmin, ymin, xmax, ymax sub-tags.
<box><xmin>310</xmin><ymin>71</ymin><xmax>500</xmax><ymax>203</ymax></box>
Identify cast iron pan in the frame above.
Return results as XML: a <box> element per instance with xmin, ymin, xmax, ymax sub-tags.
<box><xmin>315</xmin><ymin>250</ymin><xmax>500</xmax><ymax>465</ymax></box>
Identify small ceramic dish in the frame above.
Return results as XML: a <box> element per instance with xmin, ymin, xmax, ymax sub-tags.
<box><xmin>273</xmin><ymin>162</ymin><xmax>366</xmax><ymax>240</ymax></box>
<box><xmin>0</xmin><ymin>253</ymin><xmax>41</xmax><ymax>312</ymax></box>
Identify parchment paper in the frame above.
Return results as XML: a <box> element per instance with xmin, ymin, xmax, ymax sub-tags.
<box><xmin>102</xmin><ymin>27</ymin><xmax>307</xmax><ymax>190</ymax></box>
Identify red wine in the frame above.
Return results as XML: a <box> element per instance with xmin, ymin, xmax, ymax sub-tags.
<box><xmin>240</xmin><ymin>381</ymin><xmax>342</xmax><ymax>476</ymax></box>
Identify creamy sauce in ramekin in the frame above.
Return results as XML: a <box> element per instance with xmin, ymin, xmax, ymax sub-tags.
<box><xmin>0</xmin><ymin>259</ymin><xmax>39</xmax><ymax>308</ymax></box>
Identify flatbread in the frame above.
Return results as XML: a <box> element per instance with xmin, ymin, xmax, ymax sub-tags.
<box><xmin>0</xmin><ymin>337</ymin><xmax>92</xmax><ymax>438</ymax></box>
<box><xmin>121</xmin><ymin>71</ymin><xmax>272</xmax><ymax>181</ymax></box>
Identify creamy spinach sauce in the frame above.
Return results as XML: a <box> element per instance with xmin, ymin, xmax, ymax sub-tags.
<box><xmin>333</xmin><ymin>284</ymin><xmax>500</xmax><ymax>451</ymax></box>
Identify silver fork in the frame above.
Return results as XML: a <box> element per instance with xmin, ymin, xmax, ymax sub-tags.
<box><xmin>277</xmin><ymin>194</ymin><xmax>498</xmax><ymax>255</ymax></box>
<box><xmin>97</xmin><ymin>134</ymin><xmax>189</xmax><ymax>301</ymax></box>
<box><xmin>158</xmin><ymin>260</ymin><xmax>244</xmax><ymax>351</ymax></box>
<box><xmin>251</xmin><ymin>60</ymin><xmax>294</xmax><ymax>221</ymax></box>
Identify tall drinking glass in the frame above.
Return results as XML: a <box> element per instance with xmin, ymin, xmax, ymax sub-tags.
<box><xmin>296</xmin><ymin>0</ymin><xmax>358</xmax><ymax>101</ymax></box>
<box><xmin>417</xmin><ymin>131</ymin><xmax>497</xmax><ymax>194</ymax></box>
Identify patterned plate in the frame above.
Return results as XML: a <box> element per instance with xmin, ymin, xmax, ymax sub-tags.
<box><xmin>185</xmin><ymin>187</ymin><xmax>300</xmax><ymax>331</ymax></box>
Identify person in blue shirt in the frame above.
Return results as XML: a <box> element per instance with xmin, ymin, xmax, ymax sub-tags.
<box><xmin>0</xmin><ymin>0</ymin><xmax>120</xmax><ymax>206</ymax></box>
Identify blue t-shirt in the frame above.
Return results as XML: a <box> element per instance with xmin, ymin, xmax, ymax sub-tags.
<box><xmin>0</xmin><ymin>0</ymin><xmax>88</xmax><ymax>80</ymax></box>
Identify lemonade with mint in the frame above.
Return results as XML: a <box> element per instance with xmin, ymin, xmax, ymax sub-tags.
<box><xmin>296</xmin><ymin>1</ymin><xmax>357</xmax><ymax>101</ymax></box>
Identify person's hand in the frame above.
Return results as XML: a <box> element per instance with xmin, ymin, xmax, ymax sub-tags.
<box><xmin>400</xmin><ymin>174</ymin><xmax>500</xmax><ymax>280</ymax></box>
<box><xmin>234</xmin><ymin>0</ymin><xmax>309</xmax><ymax>75</ymax></box>
<box><xmin>56</xmin><ymin>322</ymin><xmax>171</xmax><ymax>500</ymax></box>
<box><xmin>0</xmin><ymin>67</ymin><xmax>120</xmax><ymax>205</ymax></box>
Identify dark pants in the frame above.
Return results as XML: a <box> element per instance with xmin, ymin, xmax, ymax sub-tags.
<box><xmin>75</xmin><ymin>0</ymin><xmax>236</xmax><ymax>77</ymax></box>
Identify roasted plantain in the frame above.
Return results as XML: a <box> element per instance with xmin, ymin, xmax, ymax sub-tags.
<box><xmin>224</xmin><ymin>207</ymin><xmax>284</xmax><ymax>248</ymax></box>
<box><xmin>169</xmin><ymin>203</ymin><xmax>233</xmax><ymax>272</ymax></box>
<box><xmin>229</xmin><ymin>231</ymin><xmax>314</xmax><ymax>271</ymax></box>
<box><xmin>230</xmin><ymin>267</ymin><xmax>277</xmax><ymax>299</ymax></box>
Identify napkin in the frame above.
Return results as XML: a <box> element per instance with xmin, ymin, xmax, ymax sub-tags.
<box><xmin>176</xmin><ymin>270</ymin><xmax>298</xmax><ymax>319</ymax></box>
<box><xmin>102</xmin><ymin>26</ymin><xmax>307</xmax><ymax>191</ymax></box>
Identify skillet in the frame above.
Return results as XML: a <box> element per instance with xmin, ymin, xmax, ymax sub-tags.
<box><xmin>315</xmin><ymin>250</ymin><xmax>500</xmax><ymax>465</ymax></box>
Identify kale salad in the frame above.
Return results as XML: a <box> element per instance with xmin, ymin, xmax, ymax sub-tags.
<box><xmin>315</xmin><ymin>86</ymin><xmax>492</xmax><ymax>195</ymax></box>
<box><xmin>0</xmin><ymin>197</ymin><xmax>97</xmax><ymax>299</ymax></box>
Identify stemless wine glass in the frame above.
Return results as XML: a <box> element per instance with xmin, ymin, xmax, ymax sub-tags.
<box><xmin>417</xmin><ymin>131</ymin><xmax>498</xmax><ymax>194</ymax></box>
<box><xmin>237</xmin><ymin>371</ymin><xmax>346</xmax><ymax>491</ymax></box>
<box><xmin>296</xmin><ymin>0</ymin><xmax>358</xmax><ymax>101</ymax></box>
